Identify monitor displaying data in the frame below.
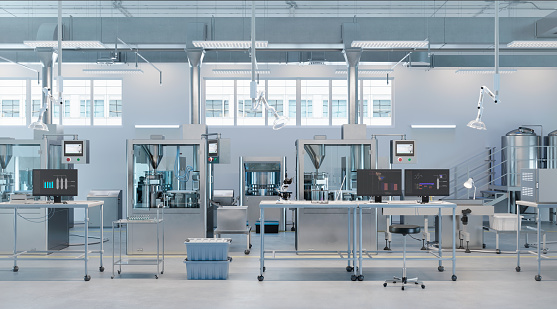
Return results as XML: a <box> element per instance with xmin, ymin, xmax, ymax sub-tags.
<box><xmin>32</xmin><ymin>169</ymin><xmax>78</xmax><ymax>201</ymax></box>
<box><xmin>404</xmin><ymin>169</ymin><xmax>450</xmax><ymax>197</ymax></box>
<box><xmin>357</xmin><ymin>169</ymin><xmax>402</xmax><ymax>197</ymax></box>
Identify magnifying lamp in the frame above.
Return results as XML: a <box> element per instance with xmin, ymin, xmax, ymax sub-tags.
<box><xmin>463</xmin><ymin>177</ymin><xmax>476</xmax><ymax>200</ymax></box>
<box><xmin>467</xmin><ymin>86</ymin><xmax>498</xmax><ymax>131</ymax></box>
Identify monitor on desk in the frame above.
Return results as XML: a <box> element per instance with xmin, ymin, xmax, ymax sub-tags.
<box><xmin>32</xmin><ymin>169</ymin><xmax>78</xmax><ymax>203</ymax></box>
<box><xmin>357</xmin><ymin>169</ymin><xmax>402</xmax><ymax>203</ymax></box>
<box><xmin>404</xmin><ymin>169</ymin><xmax>449</xmax><ymax>203</ymax></box>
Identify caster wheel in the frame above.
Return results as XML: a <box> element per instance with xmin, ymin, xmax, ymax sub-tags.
<box><xmin>228</xmin><ymin>257</ymin><xmax>233</xmax><ymax>262</ymax></box>
<box><xmin>155</xmin><ymin>275</ymin><xmax>158</xmax><ymax>279</ymax></box>
<box><xmin>383</xmin><ymin>282</ymin><xmax>387</xmax><ymax>287</ymax></box>
<box><xmin>111</xmin><ymin>276</ymin><xmax>114</xmax><ymax>279</ymax></box>
<box><xmin>383</xmin><ymin>247</ymin><xmax>391</xmax><ymax>251</ymax></box>
<box><xmin>351</xmin><ymin>275</ymin><xmax>357</xmax><ymax>281</ymax></box>
<box><xmin>401</xmin><ymin>286</ymin><xmax>405</xmax><ymax>291</ymax></box>
<box><xmin>161</xmin><ymin>271</ymin><xmax>164</xmax><ymax>274</ymax></box>
<box><xmin>249</xmin><ymin>244</ymin><xmax>253</xmax><ymax>249</ymax></box>
<box><xmin>496</xmin><ymin>249</ymin><xmax>501</xmax><ymax>254</ymax></box>
<box><xmin>357</xmin><ymin>275</ymin><xmax>364</xmax><ymax>281</ymax></box>
<box><xmin>525</xmin><ymin>244</ymin><xmax>530</xmax><ymax>248</ymax></box>
<box><xmin>99</xmin><ymin>266</ymin><xmax>105</xmax><ymax>272</ymax></box>
<box><xmin>543</xmin><ymin>249</ymin><xmax>548</xmax><ymax>254</ymax></box>
<box><xmin>346</xmin><ymin>266</ymin><xmax>354</xmax><ymax>272</ymax></box>
<box><xmin>483</xmin><ymin>244</ymin><xmax>486</xmax><ymax>249</ymax></box>
<box><xmin>515</xmin><ymin>266</ymin><xmax>521</xmax><ymax>272</ymax></box>
<box><xmin>438</xmin><ymin>266</ymin><xmax>444</xmax><ymax>272</ymax></box>
<box><xmin>117</xmin><ymin>270</ymin><xmax>121</xmax><ymax>274</ymax></box>
<box><xmin>257</xmin><ymin>275</ymin><xmax>264</xmax><ymax>281</ymax></box>
<box><xmin>535</xmin><ymin>275</ymin><xmax>542</xmax><ymax>281</ymax></box>
<box><xmin>465</xmin><ymin>249</ymin><xmax>471</xmax><ymax>253</ymax></box>
<box><xmin>84</xmin><ymin>275</ymin><xmax>91</xmax><ymax>282</ymax></box>
<box><xmin>291</xmin><ymin>227</ymin><xmax>295</xmax><ymax>231</ymax></box>
<box><xmin>12</xmin><ymin>266</ymin><xmax>19</xmax><ymax>272</ymax></box>
<box><xmin>451</xmin><ymin>275</ymin><xmax>457</xmax><ymax>281</ymax></box>
<box><xmin>421</xmin><ymin>284</ymin><xmax>426</xmax><ymax>289</ymax></box>
<box><xmin>245</xmin><ymin>250</ymin><xmax>250</xmax><ymax>255</ymax></box>
<box><xmin>415</xmin><ymin>282</ymin><xmax>419</xmax><ymax>285</ymax></box>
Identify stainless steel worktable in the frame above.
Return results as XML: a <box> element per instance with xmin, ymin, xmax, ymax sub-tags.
<box><xmin>258</xmin><ymin>200</ymin><xmax>457</xmax><ymax>281</ymax></box>
<box><xmin>516</xmin><ymin>200</ymin><xmax>557</xmax><ymax>281</ymax></box>
<box><xmin>0</xmin><ymin>200</ymin><xmax>104</xmax><ymax>281</ymax></box>
<box><xmin>359</xmin><ymin>201</ymin><xmax>457</xmax><ymax>281</ymax></box>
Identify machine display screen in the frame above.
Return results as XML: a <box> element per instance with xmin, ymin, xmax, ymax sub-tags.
<box><xmin>32</xmin><ymin>169</ymin><xmax>78</xmax><ymax>198</ymax></box>
<box><xmin>404</xmin><ymin>169</ymin><xmax>450</xmax><ymax>197</ymax></box>
<box><xmin>357</xmin><ymin>169</ymin><xmax>402</xmax><ymax>197</ymax></box>
<box><xmin>64</xmin><ymin>141</ymin><xmax>84</xmax><ymax>156</ymax></box>
<box><xmin>395</xmin><ymin>141</ymin><xmax>414</xmax><ymax>156</ymax></box>
<box><xmin>208</xmin><ymin>140</ymin><xmax>218</xmax><ymax>157</ymax></box>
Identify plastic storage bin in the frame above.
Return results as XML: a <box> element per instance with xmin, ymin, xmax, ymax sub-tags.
<box><xmin>184</xmin><ymin>259</ymin><xmax>230</xmax><ymax>280</ymax></box>
<box><xmin>490</xmin><ymin>214</ymin><xmax>522</xmax><ymax>231</ymax></box>
<box><xmin>255</xmin><ymin>220</ymin><xmax>279</xmax><ymax>233</ymax></box>
<box><xmin>184</xmin><ymin>238</ymin><xmax>231</xmax><ymax>261</ymax></box>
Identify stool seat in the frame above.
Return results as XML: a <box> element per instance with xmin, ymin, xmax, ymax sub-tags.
<box><xmin>389</xmin><ymin>224</ymin><xmax>420</xmax><ymax>235</ymax></box>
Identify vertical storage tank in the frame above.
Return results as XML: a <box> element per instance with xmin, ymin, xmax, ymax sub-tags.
<box><xmin>501</xmin><ymin>127</ymin><xmax>541</xmax><ymax>187</ymax></box>
<box><xmin>547</xmin><ymin>130</ymin><xmax>557</xmax><ymax>169</ymax></box>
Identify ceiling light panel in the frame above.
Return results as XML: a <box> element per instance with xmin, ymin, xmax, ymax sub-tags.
<box><xmin>23</xmin><ymin>41</ymin><xmax>105</xmax><ymax>48</ymax></box>
<box><xmin>411</xmin><ymin>125</ymin><xmax>457</xmax><ymax>129</ymax></box>
<box><xmin>351</xmin><ymin>41</ymin><xmax>429</xmax><ymax>48</ymax></box>
<box><xmin>192</xmin><ymin>41</ymin><xmax>268</xmax><ymax>49</ymax></box>
<box><xmin>83</xmin><ymin>69</ymin><xmax>144</xmax><ymax>74</ymax></box>
<box><xmin>455</xmin><ymin>69</ymin><xmax>517</xmax><ymax>74</ymax></box>
<box><xmin>212</xmin><ymin>69</ymin><xmax>271</xmax><ymax>74</ymax></box>
<box><xmin>335</xmin><ymin>69</ymin><xmax>393</xmax><ymax>75</ymax></box>
<box><xmin>507</xmin><ymin>41</ymin><xmax>557</xmax><ymax>48</ymax></box>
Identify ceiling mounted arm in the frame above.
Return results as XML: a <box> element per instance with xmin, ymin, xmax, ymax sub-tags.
<box><xmin>467</xmin><ymin>86</ymin><xmax>498</xmax><ymax>130</ymax></box>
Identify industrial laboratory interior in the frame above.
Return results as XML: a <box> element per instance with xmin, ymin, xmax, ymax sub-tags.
<box><xmin>1</xmin><ymin>0</ymin><xmax>557</xmax><ymax>307</ymax></box>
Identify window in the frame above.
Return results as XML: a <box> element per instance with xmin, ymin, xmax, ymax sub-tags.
<box><xmin>237</xmin><ymin>80</ymin><xmax>264</xmax><ymax>125</ymax></box>
<box><xmin>0</xmin><ymin>80</ymin><xmax>26</xmax><ymax>125</ymax></box>
<box><xmin>331</xmin><ymin>80</ymin><xmax>348</xmax><ymax>125</ymax></box>
<box><xmin>80</xmin><ymin>100</ymin><xmax>91</xmax><ymax>118</ymax></box>
<box><xmin>109</xmin><ymin>100</ymin><xmax>122</xmax><ymax>117</ymax></box>
<box><xmin>205</xmin><ymin>80</ymin><xmax>234</xmax><ymax>125</ymax></box>
<box><xmin>267</xmin><ymin>80</ymin><xmax>295</xmax><ymax>127</ymax></box>
<box><xmin>301</xmin><ymin>80</ymin><xmax>329</xmax><ymax>125</ymax></box>
<box><xmin>92</xmin><ymin>80</ymin><xmax>122</xmax><ymax>125</ymax></box>
<box><xmin>362</xmin><ymin>80</ymin><xmax>392</xmax><ymax>126</ymax></box>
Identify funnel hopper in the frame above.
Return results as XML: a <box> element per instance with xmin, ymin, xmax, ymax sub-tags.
<box><xmin>304</xmin><ymin>144</ymin><xmax>326</xmax><ymax>170</ymax></box>
<box><xmin>142</xmin><ymin>145</ymin><xmax>164</xmax><ymax>170</ymax></box>
<box><xmin>0</xmin><ymin>144</ymin><xmax>13</xmax><ymax>170</ymax></box>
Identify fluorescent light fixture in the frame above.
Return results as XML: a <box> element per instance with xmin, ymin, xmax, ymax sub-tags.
<box><xmin>135</xmin><ymin>125</ymin><xmax>180</xmax><ymax>129</ymax></box>
<box><xmin>23</xmin><ymin>41</ymin><xmax>105</xmax><ymax>49</ymax></box>
<box><xmin>410</xmin><ymin>125</ymin><xmax>457</xmax><ymax>129</ymax></box>
<box><xmin>83</xmin><ymin>69</ymin><xmax>144</xmax><ymax>74</ymax></box>
<box><xmin>507</xmin><ymin>41</ymin><xmax>557</xmax><ymax>48</ymax></box>
<box><xmin>192</xmin><ymin>41</ymin><xmax>268</xmax><ymax>49</ymax></box>
<box><xmin>455</xmin><ymin>69</ymin><xmax>516</xmax><ymax>74</ymax></box>
<box><xmin>335</xmin><ymin>69</ymin><xmax>393</xmax><ymax>75</ymax></box>
<box><xmin>212</xmin><ymin>69</ymin><xmax>271</xmax><ymax>75</ymax></box>
<box><xmin>351</xmin><ymin>41</ymin><xmax>429</xmax><ymax>49</ymax></box>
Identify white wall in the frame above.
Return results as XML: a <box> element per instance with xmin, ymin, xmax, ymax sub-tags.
<box><xmin>1</xmin><ymin>63</ymin><xmax>556</xmax><ymax>221</ymax></box>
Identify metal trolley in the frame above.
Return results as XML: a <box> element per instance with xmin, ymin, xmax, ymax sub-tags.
<box><xmin>112</xmin><ymin>205</ymin><xmax>164</xmax><ymax>279</ymax></box>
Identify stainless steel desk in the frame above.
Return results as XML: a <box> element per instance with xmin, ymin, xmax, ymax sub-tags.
<box><xmin>516</xmin><ymin>200</ymin><xmax>557</xmax><ymax>281</ymax></box>
<box><xmin>258</xmin><ymin>200</ymin><xmax>457</xmax><ymax>282</ymax></box>
<box><xmin>359</xmin><ymin>201</ymin><xmax>457</xmax><ymax>281</ymax></box>
<box><xmin>258</xmin><ymin>201</ymin><xmax>359</xmax><ymax>281</ymax></box>
<box><xmin>0</xmin><ymin>200</ymin><xmax>104</xmax><ymax>281</ymax></box>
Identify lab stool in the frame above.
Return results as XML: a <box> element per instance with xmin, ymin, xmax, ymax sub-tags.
<box><xmin>383</xmin><ymin>224</ymin><xmax>426</xmax><ymax>290</ymax></box>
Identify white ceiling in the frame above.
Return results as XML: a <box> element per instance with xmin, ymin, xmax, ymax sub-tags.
<box><xmin>0</xmin><ymin>1</ymin><xmax>555</xmax><ymax>18</ymax></box>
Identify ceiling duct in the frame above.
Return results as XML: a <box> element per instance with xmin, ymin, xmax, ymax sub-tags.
<box><xmin>403</xmin><ymin>52</ymin><xmax>433</xmax><ymax>68</ymax></box>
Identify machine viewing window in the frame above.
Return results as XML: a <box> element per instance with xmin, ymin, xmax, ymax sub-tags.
<box><xmin>64</xmin><ymin>141</ymin><xmax>84</xmax><ymax>156</ymax></box>
<box><xmin>404</xmin><ymin>169</ymin><xmax>450</xmax><ymax>203</ymax></box>
<box><xmin>32</xmin><ymin>169</ymin><xmax>78</xmax><ymax>203</ymax></box>
<box><xmin>357</xmin><ymin>169</ymin><xmax>402</xmax><ymax>203</ymax></box>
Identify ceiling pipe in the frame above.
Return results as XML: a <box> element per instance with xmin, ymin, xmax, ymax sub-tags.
<box><xmin>494</xmin><ymin>1</ymin><xmax>500</xmax><ymax>102</ymax></box>
<box><xmin>250</xmin><ymin>1</ymin><xmax>257</xmax><ymax>105</ymax></box>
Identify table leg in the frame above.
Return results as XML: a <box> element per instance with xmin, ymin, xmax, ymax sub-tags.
<box><xmin>358</xmin><ymin>206</ymin><xmax>363</xmax><ymax>280</ymax></box>
<box><xmin>452</xmin><ymin>207</ymin><xmax>456</xmax><ymax>280</ymax></box>
<box><xmin>536</xmin><ymin>207</ymin><xmax>542</xmax><ymax>281</ymax></box>
<box><xmin>438</xmin><ymin>208</ymin><xmax>443</xmax><ymax>270</ymax></box>
<box><xmin>84</xmin><ymin>208</ymin><xmax>90</xmax><ymax>281</ymax></box>
<box><xmin>13</xmin><ymin>207</ymin><xmax>18</xmax><ymax>272</ymax></box>
<box><xmin>347</xmin><ymin>208</ymin><xmax>351</xmax><ymax>269</ymax></box>
<box><xmin>516</xmin><ymin>202</ymin><xmax>521</xmax><ymax>271</ymax></box>
<box><xmin>258</xmin><ymin>208</ymin><xmax>265</xmax><ymax>281</ymax></box>
<box><xmin>112</xmin><ymin>222</ymin><xmax>115</xmax><ymax>279</ymax></box>
<box><xmin>100</xmin><ymin>204</ymin><xmax>104</xmax><ymax>272</ymax></box>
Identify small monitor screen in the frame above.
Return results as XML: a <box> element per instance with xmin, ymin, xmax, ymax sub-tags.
<box><xmin>395</xmin><ymin>141</ymin><xmax>414</xmax><ymax>156</ymax></box>
<box><xmin>404</xmin><ymin>169</ymin><xmax>450</xmax><ymax>197</ymax></box>
<box><xmin>208</xmin><ymin>140</ymin><xmax>218</xmax><ymax>157</ymax></box>
<box><xmin>357</xmin><ymin>169</ymin><xmax>402</xmax><ymax>197</ymax></box>
<box><xmin>64</xmin><ymin>141</ymin><xmax>83</xmax><ymax>156</ymax></box>
<box><xmin>32</xmin><ymin>169</ymin><xmax>78</xmax><ymax>197</ymax></box>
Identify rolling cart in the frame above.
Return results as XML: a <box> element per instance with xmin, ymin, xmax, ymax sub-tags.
<box><xmin>111</xmin><ymin>205</ymin><xmax>164</xmax><ymax>279</ymax></box>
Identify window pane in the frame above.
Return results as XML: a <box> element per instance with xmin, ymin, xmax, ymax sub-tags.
<box><xmin>205</xmin><ymin>80</ymin><xmax>234</xmax><ymax>125</ymax></box>
<box><xmin>0</xmin><ymin>80</ymin><xmax>26</xmax><ymax>125</ymax></box>
<box><xmin>301</xmin><ymin>80</ymin><xmax>329</xmax><ymax>125</ymax></box>
<box><xmin>109</xmin><ymin>100</ymin><xmax>121</xmax><ymax>117</ymax></box>
<box><xmin>362</xmin><ymin>80</ymin><xmax>392</xmax><ymax>126</ymax></box>
<box><xmin>267</xmin><ymin>80</ymin><xmax>295</xmax><ymax>127</ymax></box>
<box><xmin>237</xmin><ymin>80</ymin><xmax>264</xmax><ymax>125</ymax></box>
<box><xmin>94</xmin><ymin>100</ymin><xmax>104</xmax><ymax>118</ymax></box>
<box><xmin>331</xmin><ymin>80</ymin><xmax>347</xmax><ymax>125</ymax></box>
<box><xmin>62</xmin><ymin>80</ymin><xmax>91</xmax><ymax>125</ymax></box>
<box><xmin>93</xmin><ymin>79</ymin><xmax>122</xmax><ymax>125</ymax></box>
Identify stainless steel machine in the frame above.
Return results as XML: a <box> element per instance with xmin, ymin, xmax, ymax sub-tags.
<box><xmin>239</xmin><ymin>157</ymin><xmax>286</xmax><ymax>231</ymax></box>
<box><xmin>295</xmin><ymin>137</ymin><xmax>376</xmax><ymax>251</ymax></box>
<box><xmin>126</xmin><ymin>138</ymin><xmax>206</xmax><ymax>255</ymax></box>
<box><xmin>501</xmin><ymin>127</ymin><xmax>542</xmax><ymax>187</ymax></box>
<box><xmin>0</xmin><ymin>136</ymin><xmax>71</xmax><ymax>253</ymax></box>
<box><xmin>547</xmin><ymin>130</ymin><xmax>557</xmax><ymax>169</ymax></box>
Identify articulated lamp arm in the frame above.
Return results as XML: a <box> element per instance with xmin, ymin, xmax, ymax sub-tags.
<box><xmin>467</xmin><ymin>86</ymin><xmax>499</xmax><ymax>131</ymax></box>
<box><xmin>251</xmin><ymin>91</ymin><xmax>289</xmax><ymax>130</ymax></box>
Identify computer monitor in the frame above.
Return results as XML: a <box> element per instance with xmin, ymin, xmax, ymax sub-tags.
<box><xmin>404</xmin><ymin>169</ymin><xmax>450</xmax><ymax>203</ymax></box>
<box><xmin>32</xmin><ymin>169</ymin><xmax>78</xmax><ymax>203</ymax></box>
<box><xmin>357</xmin><ymin>169</ymin><xmax>402</xmax><ymax>203</ymax></box>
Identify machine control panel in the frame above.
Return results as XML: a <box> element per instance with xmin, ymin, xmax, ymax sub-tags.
<box><xmin>62</xmin><ymin>140</ymin><xmax>90</xmax><ymax>164</ymax></box>
<box><xmin>208</xmin><ymin>139</ymin><xmax>219</xmax><ymax>164</ymax></box>
<box><xmin>390</xmin><ymin>140</ymin><xmax>416</xmax><ymax>164</ymax></box>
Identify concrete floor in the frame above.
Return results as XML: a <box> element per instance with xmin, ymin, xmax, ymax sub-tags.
<box><xmin>1</xmin><ymin>222</ymin><xmax>556</xmax><ymax>309</ymax></box>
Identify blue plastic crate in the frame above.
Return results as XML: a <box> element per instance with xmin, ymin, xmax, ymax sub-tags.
<box><xmin>184</xmin><ymin>259</ymin><xmax>230</xmax><ymax>280</ymax></box>
<box><xmin>184</xmin><ymin>238</ymin><xmax>231</xmax><ymax>261</ymax></box>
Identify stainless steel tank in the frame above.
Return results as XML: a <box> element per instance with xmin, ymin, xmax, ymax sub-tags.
<box><xmin>547</xmin><ymin>130</ymin><xmax>557</xmax><ymax>169</ymax></box>
<box><xmin>501</xmin><ymin>127</ymin><xmax>541</xmax><ymax>187</ymax></box>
